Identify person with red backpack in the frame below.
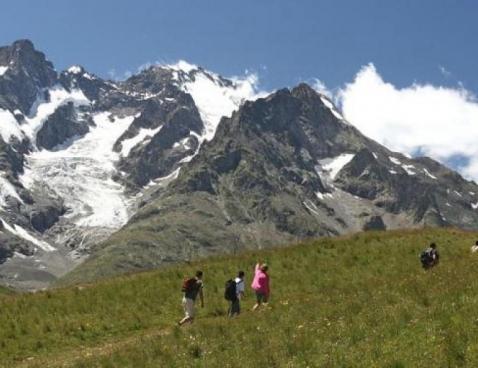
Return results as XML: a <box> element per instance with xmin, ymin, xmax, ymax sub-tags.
<box><xmin>178</xmin><ymin>270</ymin><xmax>204</xmax><ymax>326</ymax></box>
<box><xmin>251</xmin><ymin>261</ymin><xmax>270</xmax><ymax>311</ymax></box>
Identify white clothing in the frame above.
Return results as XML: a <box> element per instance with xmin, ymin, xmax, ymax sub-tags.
<box><xmin>182</xmin><ymin>296</ymin><xmax>195</xmax><ymax>318</ymax></box>
<box><xmin>235</xmin><ymin>277</ymin><xmax>245</xmax><ymax>297</ymax></box>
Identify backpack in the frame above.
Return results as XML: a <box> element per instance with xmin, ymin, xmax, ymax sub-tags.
<box><xmin>182</xmin><ymin>277</ymin><xmax>196</xmax><ymax>293</ymax></box>
<box><xmin>224</xmin><ymin>279</ymin><xmax>237</xmax><ymax>301</ymax></box>
<box><xmin>420</xmin><ymin>249</ymin><xmax>433</xmax><ymax>266</ymax></box>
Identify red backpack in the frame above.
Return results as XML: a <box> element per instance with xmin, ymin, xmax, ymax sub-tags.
<box><xmin>181</xmin><ymin>277</ymin><xmax>196</xmax><ymax>292</ymax></box>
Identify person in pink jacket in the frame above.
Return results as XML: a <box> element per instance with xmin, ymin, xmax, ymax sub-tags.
<box><xmin>251</xmin><ymin>261</ymin><xmax>270</xmax><ymax>311</ymax></box>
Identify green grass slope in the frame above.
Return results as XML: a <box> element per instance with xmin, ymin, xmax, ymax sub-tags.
<box><xmin>3</xmin><ymin>228</ymin><xmax>478</xmax><ymax>367</ymax></box>
<box><xmin>0</xmin><ymin>285</ymin><xmax>14</xmax><ymax>296</ymax></box>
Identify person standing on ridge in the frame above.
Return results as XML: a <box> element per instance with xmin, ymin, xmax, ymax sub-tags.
<box><xmin>251</xmin><ymin>262</ymin><xmax>270</xmax><ymax>311</ymax></box>
<box><xmin>178</xmin><ymin>270</ymin><xmax>204</xmax><ymax>326</ymax></box>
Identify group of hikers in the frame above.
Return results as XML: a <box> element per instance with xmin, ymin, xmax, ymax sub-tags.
<box><xmin>178</xmin><ymin>241</ymin><xmax>475</xmax><ymax>325</ymax></box>
<box><xmin>178</xmin><ymin>262</ymin><xmax>270</xmax><ymax>326</ymax></box>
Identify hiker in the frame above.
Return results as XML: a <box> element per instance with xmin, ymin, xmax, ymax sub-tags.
<box><xmin>420</xmin><ymin>243</ymin><xmax>440</xmax><ymax>269</ymax></box>
<box><xmin>471</xmin><ymin>240</ymin><xmax>478</xmax><ymax>253</ymax></box>
<box><xmin>178</xmin><ymin>270</ymin><xmax>204</xmax><ymax>326</ymax></box>
<box><xmin>225</xmin><ymin>271</ymin><xmax>245</xmax><ymax>317</ymax></box>
<box><xmin>251</xmin><ymin>262</ymin><xmax>270</xmax><ymax>311</ymax></box>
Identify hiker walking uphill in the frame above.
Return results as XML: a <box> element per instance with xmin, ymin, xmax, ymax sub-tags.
<box><xmin>225</xmin><ymin>271</ymin><xmax>245</xmax><ymax>317</ymax></box>
<box><xmin>471</xmin><ymin>240</ymin><xmax>478</xmax><ymax>253</ymax></box>
<box><xmin>178</xmin><ymin>270</ymin><xmax>204</xmax><ymax>326</ymax></box>
<box><xmin>420</xmin><ymin>243</ymin><xmax>440</xmax><ymax>269</ymax></box>
<box><xmin>251</xmin><ymin>262</ymin><xmax>270</xmax><ymax>311</ymax></box>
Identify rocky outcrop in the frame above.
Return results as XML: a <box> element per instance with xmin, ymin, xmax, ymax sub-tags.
<box><xmin>363</xmin><ymin>216</ymin><xmax>386</xmax><ymax>231</ymax></box>
<box><xmin>36</xmin><ymin>102</ymin><xmax>91</xmax><ymax>150</ymax></box>
<box><xmin>0</xmin><ymin>40</ymin><xmax>57</xmax><ymax>113</ymax></box>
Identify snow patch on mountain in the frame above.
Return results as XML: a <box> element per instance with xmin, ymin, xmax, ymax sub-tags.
<box><xmin>316</xmin><ymin>192</ymin><xmax>333</xmax><ymax>200</ymax></box>
<box><xmin>173</xmin><ymin>136</ymin><xmax>191</xmax><ymax>149</ymax></box>
<box><xmin>22</xmin><ymin>86</ymin><xmax>90</xmax><ymax>144</ymax></box>
<box><xmin>401</xmin><ymin>164</ymin><xmax>416</xmax><ymax>175</ymax></box>
<box><xmin>389</xmin><ymin>156</ymin><xmax>401</xmax><ymax>165</ymax></box>
<box><xmin>0</xmin><ymin>66</ymin><xmax>8</xmax><ymax>76</ymax></box>
<box><xmin>320</xmin><ymin>96</ymin><xmax>345</xmax><ymax>121</ymax></box>
<box><xmin>0</xmin><ymin>108</ymin><xmax>23</xmax><ymax>142</ymax></box>
<box><xmin>121</xmin><ymin>126</ymin><xmax>162</xmax><ymax>157</ymax></box>
<box><xmin>423</xmin><ymin>168</ymin><xmax>437</xmax><ymax>180</ymax></box>
<box><xmin>166</xmin><ymin>60</ymin><xmax>197</xmax><ymax>74</ymax></box>
<box><xmin>178</xmin><ymin>132</ymin><xmax>202</xmax><ymax>164</ymax></box>
<box><xmin>21</xmin><ymin>112</ymin><xmax>135</xmax><ymax>229</ymax></box>
<box><xmin>389</xmin><ymin>156</ymin><xmax>416</xmax><ymax>175</ymax></box>
<box><xmin>318</xmin><ymin>153</ymin><xmax>355</xmax><ymax>180</ymax></box>
<box><xmin>176</xmin><ymin>65</ymin><xmax>263</xmax><ymax>142</ymax></box>
<box><xmin>0</xmin><ymin>175</ymin><xmax>23</xmax><ymax>207</ymax></box>
<box><xmin>144</xmin><ymin>167</ymin><xmax>181</xmax><ymax>189</ymax></box>
<box><xmin>67</xmin><ymin>66</ymin><xmax>82</xmax><ymax>74</ymax></box>
<box><xmin>303</xmin><ymin>200</ymin><xmax>320</xmax><ymax>215</ymax></box>
<box><xmin>0</xmin><ymin>218</ymin><xmax>55</xmax><ymax>252</ymax></box>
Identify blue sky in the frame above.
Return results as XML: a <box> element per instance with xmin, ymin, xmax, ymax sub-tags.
<box><xmin>3</xmin><ymin>0</ymin><xmax>478</xmax><ymax>180</ymax></box>
<box><xmin>1</xmin><ymin>0</ymin><xmax>477</xmax><ymax>92</ymax></box>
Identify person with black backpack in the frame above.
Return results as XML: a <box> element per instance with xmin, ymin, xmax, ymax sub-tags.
<box><xmin>225</xmin><ymin>271</ymin><xmax>245</xmax><ymax>317</ymax></box>
<box><xmin>420</xmin><ymin>243</ymin><xmax>440</xmax><ymax>269</ymax></box>
<box><xmin>178</xmin><ymin>270</ymin><xmax>204</xmax><ymax>326</ymax></box>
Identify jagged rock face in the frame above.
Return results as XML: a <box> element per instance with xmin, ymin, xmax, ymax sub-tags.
<box><xmin>59</xmin><ymin>67</ymin><xmax>115</xmax><ymax>103</ymax></box>
<box><xmin>0</xmin><ymin>40</ymin><xmax>57</xmax><ymax>113</ymax></box>
<box><xmin>363</xmin><ymin>216</ymin><xmax>386</xmax><ymax>231</ymax></box>
<box><xmin>28</xmin><ymin>202</ymin><xmax>65</xmax><ymax>233</ymax></box>
<box><xmin>335</xmin><ymin>148</ymin><xmax>478</xmax><ymax>227</ymax></box>
<box><xmin>0</xmin><ymin>136</ymin><xmax>25</xmax><ymax>178</ymax></box>
<box><xmin>0</xmin><ymin>229</ymin><xmax>35</xmax><ymax>264</ymax></box>
<box><xmin>114</xmin><ymin>89</ymin><xmax>203</xmax><ymax>187</ymax></box>
<box><xmin>36</xmin><ymin>102</ymin><xmax>92</xmax><ymax>150</ymax></box>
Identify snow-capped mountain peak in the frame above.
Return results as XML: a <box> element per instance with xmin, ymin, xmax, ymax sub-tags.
<box><xmin>2</xmin><ymin>39</ymin><xmax>478</xmax><ymax>291</ymax></box>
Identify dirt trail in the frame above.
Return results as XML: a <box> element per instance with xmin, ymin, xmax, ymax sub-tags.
<box><xmin>13</xmin><ymin>325</ymin><xmax>173</xmax><ymax>368</ymax></box>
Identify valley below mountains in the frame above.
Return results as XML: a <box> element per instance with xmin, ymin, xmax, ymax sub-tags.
<box><xmin>1</xmin><ymin>39</ymin><xmax>478</xmax><ymax>289</ymax></box>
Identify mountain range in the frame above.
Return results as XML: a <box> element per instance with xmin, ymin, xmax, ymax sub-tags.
<box><xmin>0</xmin><ymin>39</ymin><xmax>477</xmax><ymax>289</ymax></box>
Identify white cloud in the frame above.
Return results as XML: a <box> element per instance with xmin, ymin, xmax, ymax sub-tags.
<box><xmin>107</xmin><ymin>68</ymin><xmax>116</xmax><ymax>79</ymax></box>
<box><xmin>312</xmin><ymin>79</ymin><xmax>333</xmax><ymax>99</ymax></box>
<box><xmin>337</xmin><ymin>63</ymin><xmax>478</xmax><ymax>181</ymax></box>
<box><xmin>439</xmin><ymin>65</ymin><xmax>452</xmax><ymax>78</ymax></box>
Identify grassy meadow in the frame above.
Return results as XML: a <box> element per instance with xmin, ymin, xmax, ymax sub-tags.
<box><xmin>2</xmin><ymin>228</ymin><xmax>478</xmax><ymax>367</ymax></box>
<box><xmin>0</xmin><ymin>285</ymin><xmax>14</xmax><ymax>296</ymax></box>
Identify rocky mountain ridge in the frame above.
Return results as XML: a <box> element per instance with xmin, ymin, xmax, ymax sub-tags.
<box><xmin>0</xmin><ymin>40</ymin><xmax>258</xmax><ymax>289</ymax></box>
<box><xmin>0</xmin><ymin>39</ymin><xmax>477</xmax><ymax>288</ymax></box>
<box><xmin>65</xmin><ymin>84</ymin><xmax>478</xmax><ymax>282</ymax></box>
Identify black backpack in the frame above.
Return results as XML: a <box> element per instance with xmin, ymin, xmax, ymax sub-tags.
<box><xmin>420</xmin><ymin>249</ymin><xmax>433</xmax><ymax>266</ymax></box>
<box><xmin>224</xmin><ymin>279</ymin><xmax>237</xmax><ymax>301</ymax></box>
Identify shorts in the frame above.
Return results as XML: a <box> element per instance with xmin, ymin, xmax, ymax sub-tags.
<box><xmin>182</xmin><ymin>297</ymin><xmax>195</xmax><ymax>318</ymax></box>
<box><xmin>255</xmin><ymin>291</ymin><xmax>268</xmax><ymax>303</ymax></box>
